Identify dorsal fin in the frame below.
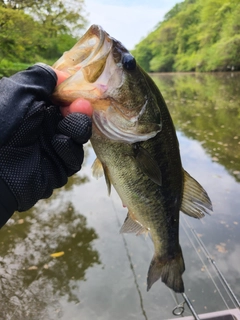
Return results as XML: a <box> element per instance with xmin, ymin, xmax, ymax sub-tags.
<box><xmin>181</xmin><ymin>170</ymin><xmax>213</xmax><ymax>219</ymax></box>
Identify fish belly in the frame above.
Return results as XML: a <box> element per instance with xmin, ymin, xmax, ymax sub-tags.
<box><xmin>91</xmin><ymin>131</ymin><xmax>185</xmax><ymax>292</ymax></box>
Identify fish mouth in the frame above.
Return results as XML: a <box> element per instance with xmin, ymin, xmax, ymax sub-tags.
<box><xmin>53</xmin><ymin>25</ymin><xmax>161</xmax><ymax>143</ymax></box>
<box><xmin>52</xmin><ymin>25</ymin><xmax>126</xmax><ymax>104</ymax></box>
<box><xmin>53</xmin><ymin>25</ymin><xmax>111</xmax><ymax>78</ymax></box>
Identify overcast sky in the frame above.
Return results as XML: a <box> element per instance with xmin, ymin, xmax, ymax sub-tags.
<box><xmin>84</xmin><ymin>0</ymin><xmax>181</xmax><ymax>50</ymax></box>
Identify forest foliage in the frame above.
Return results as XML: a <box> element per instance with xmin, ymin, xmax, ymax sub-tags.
<box><xmin>1</xmin><ymin>0</ymin><xmax>239</xmax><ymax>74</ymax></box>
<box><xmin>132</xmin><ymin>0</ymin><xmax>240</xmax><ymax>72</ymax></box>
<box><xmin>0</xmin><ymin>0</ymin><xmax>87</xmax><ymax>75</ymax></box>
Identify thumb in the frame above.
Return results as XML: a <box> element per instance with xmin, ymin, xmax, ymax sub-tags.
<box><xmin>50</xmin><ymin>67</ymin><xmax>69</xmax><ymax>85</ymax></box>
<box><xmin>60</xmin><ymin>98</ymin><xmax>93</xmax><ymax>117</ymax></box>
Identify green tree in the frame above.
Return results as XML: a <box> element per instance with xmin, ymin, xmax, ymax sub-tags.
<box><xmin>132</xmin><ymin>41</ymin><xmax>153</xmax><ymax>71</ymax></box>
<box><xmin>133</xmin><ymin>0</ymin><xmax>240</xmax><ymax>72</ymax></box>
<box><xmin>1</xmin><ymin>0</ymin><xmax>87</xmax><ymax>35</ymax></box>
<box><xmin>0</xmin><ymin>0</ymin><xmax>88</xmax><ymax>69</ymax></box>
<box><xmin>0</xmin><ymin>6</ymin><xmax>39</xmax><ymax>62</ymax></box>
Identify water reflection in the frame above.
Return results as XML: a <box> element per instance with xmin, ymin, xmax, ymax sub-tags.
<box><xmin>0</xmin><ymin>72</ymin><xmax>240</xmax><ymax>319</ymax></box>
<box><xmin>151</xmin><ymin>72</ymin><xmax>240</xmax><ymax>182</ymax></box>
<box><xmin>149</xmin><ymin>72</ymin><xmax>240</xmax><ymax>316</ymax></box>
<box><xmin>0</xmin><ymin>175</ymin><xmax>100</xmax><ymax>319</ymax></box>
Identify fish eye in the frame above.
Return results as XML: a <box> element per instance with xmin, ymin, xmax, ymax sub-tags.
<box><xmin>122</xmin><ymin>54</ymin><xmax>136</xmax><ymax>71</ymax></box>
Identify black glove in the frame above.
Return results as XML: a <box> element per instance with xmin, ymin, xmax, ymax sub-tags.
<box><xmin>0</xmin><ymin>64</ymin><xmax>92</xmax><ymax>227</ymax></box>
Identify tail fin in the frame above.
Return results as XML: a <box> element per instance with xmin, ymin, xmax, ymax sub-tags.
<box><xmin>147</xmin><ymin>249</ymin><xmax>185</xmax><ymax>293</ymax></box>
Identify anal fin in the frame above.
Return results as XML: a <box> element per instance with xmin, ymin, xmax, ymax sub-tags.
<box><xmin>120</xmin><ymin>212</ymin><xmax>149</xmax><ymax>236</ymax></box>
<box><xmin>181</xmin><ymin>170</ymin><xmax>213</xmax><ymax>219</ymax></box>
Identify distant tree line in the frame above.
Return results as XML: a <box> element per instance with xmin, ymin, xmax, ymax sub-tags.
<box><xmin>132</xmin><ymin>0</ymin><xmax>240</xmax><ymax>72</ymax></box>
<box><xmin>0</xmin><ymin>0</ymin><xmax>87</xmax><ymax>74</ymax></box>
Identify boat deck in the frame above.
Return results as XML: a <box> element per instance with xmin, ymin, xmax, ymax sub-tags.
<box><xmin>169</xmin><ymin>308</ymin><xmax>240</xmax><ymax>320</ymax></box>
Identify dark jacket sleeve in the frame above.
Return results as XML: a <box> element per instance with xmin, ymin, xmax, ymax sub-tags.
<box><xmin>0</xmin><ymin>63</ymin><xmax>57</xmax><ymax>147</ymax></box>
<box><xmin>0</xmin><ymin>64</ymin><xmax>57</xmax><ymax>227</ymax></box>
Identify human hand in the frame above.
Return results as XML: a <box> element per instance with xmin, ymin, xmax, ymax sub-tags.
<box><xmin>53</xmin><ymin>68</ymin><xmax>93</xmax><ymax>117</ymax></box>
<box><xmin>0</xmin><ymin>64</ymin><xmax>92</xmax><ymax>227</ymax></box>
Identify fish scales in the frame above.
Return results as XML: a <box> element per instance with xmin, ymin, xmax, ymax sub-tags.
<box><xmin>89</xmin><ymin>76</ymin><xmax>185</xmax><ymax>292</ymax></box>
<box><xmin>52</xmin><ymin>24</ymin><xmax>213</xmax><ymax>293</ymax></box>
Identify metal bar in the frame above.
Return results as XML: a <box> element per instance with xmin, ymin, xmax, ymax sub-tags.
<box><xmin>181</xmin><ymin>217</ymin><xmax>230</xmax><ymax>309</ymax></box>
<box><xmin>182</xmin><ymin>293</ymin><xmax>201</xmax><ymax>320</ymax></box>
<box><xmin>180</xmin><ymin>216</ymin><xmax>240</xmax><ymax>319</ymax></box>
<box><xmin>191</xmin><ymin>228</ymin><xmax>240</xmax><ymax>309</ymax></box>
<box><xmin>111</xmin><ymin>200</ymin><xmax>149</xmax><ymax>320</ymax></box>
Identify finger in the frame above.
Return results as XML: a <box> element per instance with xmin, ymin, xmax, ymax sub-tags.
<box><xmin>54</xmin><ymin>70</ymin><xmax>69</xmax><ymax>86</ymax></box>
<box><xmin>60</xmin><ymin>98</ymin><xmax>93</xmax><ymax>117</ymax></box>
<box><xmin>52</xmin><ymin>134</ymin><xmax>84</xmax><ymax>175</ymax></box>
<box><xmin>58</xmin><ymin>113</ymin><xmax>92</xmax><ymax>144</ymax></box>
<box><xmin>50</xmin><ymin>67</ymin><xmax>69</xmax><ymax>85</ymax></box>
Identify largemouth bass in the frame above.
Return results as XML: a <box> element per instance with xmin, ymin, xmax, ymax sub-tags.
<box><xmin>52</xmin><ymin>25</ymin><xmax>213</xmax><ymax>293</ymax></box>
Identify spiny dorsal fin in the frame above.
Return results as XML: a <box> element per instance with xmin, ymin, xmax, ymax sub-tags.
<box><xmin>92</xmin><ymin>158</ymin><xmax>111</xmax><ymax>195</ymax></box>
<box><xmin>120</xmin><ymin>212</ymin><xmax>149</xmax><ymax>236</ymax></box>
<box><xmin>181</xmin><ymin>170</ymin><xmax>213</xmax><ymax>219</ymax></box>
<box><xmin>133</xmin><ymin>144</ymin><xmax>162</xmax><ymax>186</ymax></box>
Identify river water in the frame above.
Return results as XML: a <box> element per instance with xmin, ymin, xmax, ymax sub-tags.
<box><xmin>0</xmin><ymin>72</ymin><xmax>239</xmax><ymax>320</ymax></box>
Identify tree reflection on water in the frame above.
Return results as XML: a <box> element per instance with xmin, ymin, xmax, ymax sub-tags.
<box><xmin>0</xmin><ymin>73</ymin><xmax>240</xmax><ymax>320</ymax></box>
<box><xmin>0</xmin><ymin>173</ymin><xmax>100</xmax><ymax>320</ymax></box>
<box><xmin>152</xmin><ymin>72</ymin><xmax>240</xmax><ymax>182</ymax></box>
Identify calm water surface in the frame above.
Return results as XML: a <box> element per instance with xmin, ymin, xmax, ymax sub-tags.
<box><xmin>0</xmin><ymin>72</ymin><xmax>240</xmax><ymax>320</ymax></box>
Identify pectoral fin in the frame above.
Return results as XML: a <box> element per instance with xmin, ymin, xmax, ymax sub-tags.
<box><xmin>120</xmin><ymin>212</ymin><xmax>149</xmax><ymax>236</ymax></box>
<box><xmin>92</xmin><ymin>158</ymin><xmax>111</xmax><ymax>195</ymax></box>
<box><xmin>181</xmin><ymin>170</ymin><xmax>213</xmax><ymax>219</ymax></box>
<box><xmin>92</xmin><ymin>158</ymin><xmax>104</xmax><ymax>178</ymax></box>
<box><xmin>133</xmin><ymin>144</ymin><xmax>162</xmax><ymax>186</ymax></box>
<box><xmin>93</xmin><ymin>107</ymin><xmax>161</xmax><ymax>143</ymax></box>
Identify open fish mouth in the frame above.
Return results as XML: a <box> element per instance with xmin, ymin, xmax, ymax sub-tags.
<box><xmin>53</xmin><ymin>25</ymin><xmax>112</xmax><ymax>79</ymax></box>
<box><xmin>53</xmin><ymin>25</ymin><xmax>162</xmax><ymax>143</ymax></box>
<box><xmin>52</xmin><ymin>25</ymin><xmax>129</xmax><ymax>105</ymax></box>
